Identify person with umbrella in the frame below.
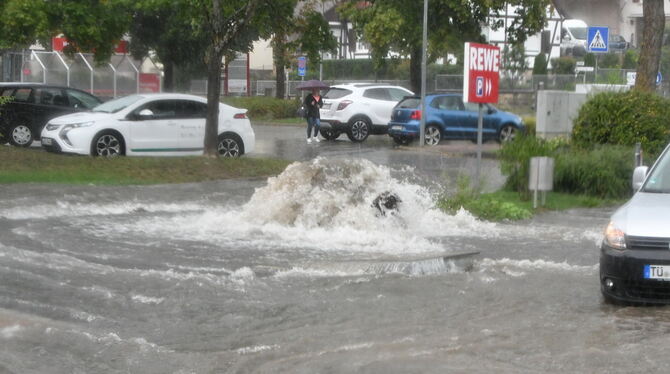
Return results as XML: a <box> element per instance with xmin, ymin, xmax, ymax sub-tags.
<box><xmin>298</xmin><ymin>80</ymin><xmax>329</xmax><ymax>143</ymax></box>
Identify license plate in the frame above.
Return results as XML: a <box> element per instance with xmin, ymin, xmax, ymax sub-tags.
<box><xmin>41</xmin><ymin>138</ymin><xmax>52</xmax><ymax>146</ymax></box>
<box><xmin>323</xmin><ymin>103</ymin><xmax>331</xmax><ymax>109</ymax></box>
<box><xmin>391</xmin><ymin>126</ymin><xmax>403</xmax><ymax>131</ymax></box>
<box><xmin>644</xmin><ymin>265</ymin><xmax>670</xmax><ymax>280</ymax></box>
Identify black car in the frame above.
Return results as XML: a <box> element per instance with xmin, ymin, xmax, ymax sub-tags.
<box><xmin>0</xmin><ymin>83</ymin><xmax>102</xmax><ymax>146</ymax></box>
<box><xmin>609</xmin><ymin>34</ymin><xmax>629</xmax><ymax>52</ymax></box>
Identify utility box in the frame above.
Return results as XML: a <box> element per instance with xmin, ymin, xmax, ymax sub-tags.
<box><xmin>529</xmin><ymin>156</ymin><xmax>554</xmax><ymax>207</ymax></box>
<box><xmin>536</xmin><ymin>90</ymin><xmax>587</xmax><ymax>139</ymax></box>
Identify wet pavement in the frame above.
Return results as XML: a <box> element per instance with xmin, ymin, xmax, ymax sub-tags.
<box><xmin>1</xmin><ymin>125</ymin><xmax>669</xmax><ymax>373</ymax></box>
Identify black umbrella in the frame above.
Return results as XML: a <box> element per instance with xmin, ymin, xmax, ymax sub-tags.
<box><xmin>296</xmin><ymin>79</ymin><xmax>330</xmax><ymax>90</ymax></box>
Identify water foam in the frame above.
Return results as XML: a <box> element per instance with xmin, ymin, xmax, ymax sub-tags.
<box><xmin>0</xmin><ymin>200</ymin><xmax>202</xmax><ymax>220</ymax></box>
<box><xmin>108</xmin><ymin>158</ymin><xmax>500</xmax><ymax>255</ymax></box>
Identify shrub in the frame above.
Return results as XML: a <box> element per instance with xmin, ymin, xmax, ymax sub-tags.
<box><xmin>532</xmin><ymin>53</ymin><xmax>548</xmax><ymax>75</ymax></box>
<box><xmin>552</xmin><ymin>57</ymin><xmax>576</xmax><ymax>74</ymax></box>
<box><xmin>572</xmin><ymin>90</ymin><xmax>670</xmax><ymax>155</ymax></box>
<box><xmin>221</xmin><ymin>96</ymin><xmax>301</xmax><ymax>119</ymax></box>
<box><xmin>599</xmin><ymin>53</ymin><xmax>621</xmax><ymax>68</ymax></box>
<box><xmin>498</xmin><ymin>135</ymin><xmax>565</xmax><ymax>196</ymax></box>
<box><xmin>622</xmin><ymin>50</ymin><xmax>638</xmax><ymax>69</ymax></box>
<box><xmin>522</xmin><ymin>116</ymin><xmax>536</xmax><ymax>136</ymax></box>
<box><xmin>499</xmin><ymin>134</ymin><xmax>636</xmax><ymax>199</ymax></box>
<box><xmin>554</xmin><ymin>145</ymin><xmax>634</xmax><ymax>199</ymax></box>
<box><xmin>584</xmin><ymin>53</ymin><xmax>596</xmax><ymax>67</ymax></box>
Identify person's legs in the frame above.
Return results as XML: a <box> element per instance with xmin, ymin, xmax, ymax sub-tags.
<box><xmin>306</xmin><ymin>117</ymin><xmax>314</xmax><ymax>143</ymax></box>
<box><xmin>312</xmin><ymin>118</ymin><xmax>321</xmax><ymax>141</ymax></box>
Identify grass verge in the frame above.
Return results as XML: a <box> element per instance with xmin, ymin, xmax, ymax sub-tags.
<box><xmin>437</xmin><ymin>189</ymin><xmax>624</xmax><ymax>222</ymax></box>
<box><xmin>0</xmin><ymin>146</ymin><xmax>291</xmax><ymax>185</ymax></box>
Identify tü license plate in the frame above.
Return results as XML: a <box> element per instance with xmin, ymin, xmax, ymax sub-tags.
<box><xmin>41</xmin><ymin>138</ymin><xmax>52</xmax><ymax>146</ymax></box>
<box><xmin>644</xmin><ymin>265</ymin><xmax>670</xmax><ymax>280</ymax></box>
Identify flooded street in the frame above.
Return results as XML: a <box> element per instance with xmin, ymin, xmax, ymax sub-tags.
<box><xmin>1</xmin><ymin>128</ymin><xmax>669</xmax><ymax>373</ymax></box>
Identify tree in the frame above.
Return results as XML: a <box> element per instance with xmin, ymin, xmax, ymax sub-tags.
<box><xmin>338</xmin><ymin>0</ymin><xmax>550</xmax><ymax>93</ymax></box>
<box><xmin>0</xmin><ymin>0</ymin><xmax>130</xmax><ymax>64</ymax></box>
<box><xmin>128</xmin><ymin>0</ymin><xmax>208</xmax><ymax>92</ymax></box>
<box><xmin>271</xmin><ymin>1</ymin><xmax>337</xmax><ymax>99</ymax></box>
<box><xmin>502</xmin><ymin>43</ymin><xmax>527</xmax><ymax>90</ymax></box>
<box><xmin>635</xmin><ymin>0</ymin><xmax>665</xmax><ymax>92</ymax></box>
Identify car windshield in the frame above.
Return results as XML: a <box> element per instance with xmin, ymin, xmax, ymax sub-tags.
<box><xmin>92</xmin><ymin>95</ymin><xmax>144</xmax><ymax>113</ymax></box>
<box><xmin>569</xmin><ymin>27</ymin><xmax>587</xmax><ymax>40</ymax></box>
<box><xmin>642</xmin><ymin>148</ymin><xmax>670</xmax><ymax>193</ymax></box>
<box><xmin>323</xmin><ymin>88</ymin><xmax>352</xmax><ymax>99</ymax></box>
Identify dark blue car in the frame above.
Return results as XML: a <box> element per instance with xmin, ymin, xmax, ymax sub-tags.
<box><xmin>387</xmin><ymin>94</ymin><xmax>524</xmax><ymax>145</ymax></box>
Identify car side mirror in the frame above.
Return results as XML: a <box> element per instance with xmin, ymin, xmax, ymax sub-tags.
<box><xmin>136</xmin><ymin>108</ymin><xmax>154</xmax><ymax>120</ymax></box>
<box><xmin>488</xmin><ymin>108</ymin><xmax>496</xmax><ymax>115</ymax></box>
<box><xmin>632</xmin><ymin>166</ymin><xmax>648</xmax><ymax>191</ymax></box>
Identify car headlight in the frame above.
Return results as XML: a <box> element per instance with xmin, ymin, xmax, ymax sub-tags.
<box><xmin>46</xmin><ymin>123</ymin><xmax>61</xmax><ymax>131</ymax></box>
<box><xmin>59</xmin><ymin>121</ymin><xmax>94</xmax><ymax>146</ymax></box>
<box><xmin>604</xmin><ymin>222</ymin><xmax>626</xmax><ymax>249</ymax></box>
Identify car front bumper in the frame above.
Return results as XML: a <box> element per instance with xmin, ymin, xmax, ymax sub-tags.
<box><xmin>600</xmin><ymin>243</ymin><xmax>670</xmax><ymax>304</ymax></box>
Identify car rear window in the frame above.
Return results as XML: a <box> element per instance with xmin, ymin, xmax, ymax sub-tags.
<box><xmin>396</xmin><ymin>98</ymin><xmax>420</xmax><ymax>108</ymax></box>
<box><xmin>12</xmin><ymin>88</ymin><xmax>33</xmax><ymax>103</ymax></box>
<box><xmin>324</xmin><ymin>88</ymin><xmax>352</xmax><ymax>99</ymax></box>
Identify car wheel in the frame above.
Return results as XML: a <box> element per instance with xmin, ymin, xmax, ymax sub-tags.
<box><xmin>424</xmin><ymin>125</ymin><xmax>441</xmax><ymax>146</ymax></box>
<box><xmin>92</xmin><ymin>131</ymin><xmax>125</xmax><ymax>157</ymax></box>
<box><xmin>498</xmin><ymin>125</ymin><xmax>517</xmax><ymax>143</ymax></box>
<box><xmin>9</xmin><ymin>123</ymin><xmax>33</xmax><ymax>147</ymax></box>
<box><xmin>347</xmin><ymin>117</ymin><xmax>370</xmax><ymax>142</ymax></box>
<box><xmin>320</xmin><ymin>128</ymin><xmax>339</xmax><ymax>140</ymax></box>
<box><xmin>218</xmin><ymin>133</ymin><xmax>244</xmax><ymax>157</ymax></box>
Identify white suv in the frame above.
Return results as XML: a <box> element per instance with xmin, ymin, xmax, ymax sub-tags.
<box><xmin>319</xmin><ymin>84</ymin><xmax>413</xmax><ymax>142</ymax></box>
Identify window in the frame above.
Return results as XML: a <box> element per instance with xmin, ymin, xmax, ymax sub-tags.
<box><xmin>175</xmin><ymin>100</ymin><xmax>207</xmax><ymax>119</ymax></box>
<box><xmin>363</xmin><ymin>88</ymin><xmax>391</xmax><ymax>101</ymax></box>
<box><xmin>12</xmin><ymin>88</ymin><xmax>33</xmax><ymax>103</ymax></box>
<box><xmin>66</xmin><ymin>89</ymin><xmax>101</xmax><ymax>109</ymax></box>
<box><xmin>388</xmin><ymin>88</ymin><xmax>410</xmax><ymax>101</ymax></box>
<box><xmin>139</xmin><ymin>100</ymin><xmax>176</xmax><ymax>120</ymax></box>
<box><xmin>397</xmin><ymin>98</ymin><xmax>420</xmax><ymax>109</ymax></box>
<box><xmin>323</xmin><ymin>88</ymin><xmax>352</xmax><ymax>99</ymax></box>
<box><xmin>35</xmin><ymin>88</ymin><xmax>67</xmax><ymax>106</ymax></box>
<box><xmin>431</xmin><ymin>96</ymin><xmax>462</xmax><ymax>110</ymax></box>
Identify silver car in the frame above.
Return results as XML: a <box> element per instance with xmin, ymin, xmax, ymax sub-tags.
<box><xmin>600</xmin><ymin>143</ymin><xmax>670</xmax><ymax>304</ymax></box>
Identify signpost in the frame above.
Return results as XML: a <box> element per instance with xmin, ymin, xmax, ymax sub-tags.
<box><xmin>463</xmin><ymin>42</ymin><xmax>500</xmax><ymax>189</ymax></box>
<box><xmin>298</xmin><ymin>56</ymin><xmax>306</xmax><ymax>78</ymax></box>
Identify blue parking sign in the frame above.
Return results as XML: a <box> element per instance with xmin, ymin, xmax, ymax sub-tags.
<box><xmin>587</xmin><ymin>27</ymin><xmax>609</xmax><ymax>53</ymax></box>
<box><xmin>298</xmin><ymin>56</ymin><xmax>306</xmax><ymax>77</ymax></box>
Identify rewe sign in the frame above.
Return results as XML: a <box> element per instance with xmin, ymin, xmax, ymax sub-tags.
<box><xmin>463</xmin><ymin>42</ymin><xmax>500</xmax><ymax>104</ymax></box>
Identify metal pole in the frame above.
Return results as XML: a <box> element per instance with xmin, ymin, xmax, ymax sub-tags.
<box><xmin>419</xmin><ymin>0</ymin><xmax>428</xmax><ymax>146</ymax></box>
<box><xmin>476</xmin><ymin>103</ymin><xmax>483</xmax><ymax>190</ymax></box>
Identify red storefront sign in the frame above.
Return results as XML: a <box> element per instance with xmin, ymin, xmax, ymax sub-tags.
<box><xmin>139</xmin><ymin>73</ymin><xmax>161</xmax><ymax>93</ymax></box>
<box><xmin>463</xmin><ymin>42</ymin><xmax>500</xmax><ymax>104</ymax></box>
<box><xmin>51</xmin><ymin>37</ymin><xmax>128</xmax><ymax>54</ymax></box>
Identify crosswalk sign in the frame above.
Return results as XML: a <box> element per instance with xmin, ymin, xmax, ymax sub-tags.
<box><xmin>588</xmin><ymin>27</ymin><xmax>609</xmax><ymax>53</ymax></box>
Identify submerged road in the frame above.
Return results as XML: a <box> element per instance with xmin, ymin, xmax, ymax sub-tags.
<box><xmin>1</xmin><ymin>125</ymin><xmax>667</xmax><ymax>373</ymax></box>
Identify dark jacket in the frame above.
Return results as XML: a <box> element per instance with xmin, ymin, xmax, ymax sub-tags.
<box><xmin>303</xmin><ymin>93</ymin><xmax>323</xmax><ymax>119</ymax></box>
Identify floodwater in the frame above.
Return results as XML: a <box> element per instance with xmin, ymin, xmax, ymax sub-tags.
<box><xmin>2</xmin><ymin>152</ymin><xmax>670</xmax><ymax>372</ymax></box>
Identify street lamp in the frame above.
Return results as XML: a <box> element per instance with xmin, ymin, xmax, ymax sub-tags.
<box><xmin>419</xmin><ymin>0</ymin><xmax>428</xmax><ymax>147</ymax></box>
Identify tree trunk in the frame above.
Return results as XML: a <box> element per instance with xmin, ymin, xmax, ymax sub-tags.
<box><xmin>163</xmin><ymin>62</ymin><xmax>174</xmax><ymax>92</ymax></box>
<box><xmin>409</xmin><ymin>47</ymin><xmax>423</xmax><ymax>94</ymax></box>
<box><xmin>635</xmin><ymin>0</ymin><xmax>665</xmax><ymax>92</ymax></box>
<box><xmin>274</xmin><ymin>34</ymin><xmax>287</xmax><ymax>99</ymax></box>
<box><xmin>204</xmin><ymin>48</ymin><xmax>222</xmax><ymax>157</ymax></box>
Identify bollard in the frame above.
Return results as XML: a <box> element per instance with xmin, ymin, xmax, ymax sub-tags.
<box><xmin>529</xmin><ymin>157</ymin><xmax>554</xmax><ymax>209</ymax></box>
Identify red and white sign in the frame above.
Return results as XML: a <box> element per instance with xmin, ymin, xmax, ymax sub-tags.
<box><xmin>139</xmin><ymin>73</ymin><xmax>161</xmax><ymax>93</ymax></box>
<box><xmin>463</xmin><ymin>42</ymin><xmax>500</xmax><ymax>104</ymax></box>
<box><xmin>52</xmin><ymin>36</ymin><xmax>128</xmax><ymax>54</ymax></box>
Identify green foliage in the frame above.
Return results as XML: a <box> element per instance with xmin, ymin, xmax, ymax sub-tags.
<box><xmin>437</xmin><ymin>176</ymin><xmax>532</xmax><ymax>221</ymax></box>
<box><xmin>499</xmin><ymin>134</ymin><xmax>637</xmax><ymax>199</ymax></box>
<box><xmin>498</xmin><ymin>135</ymin><xmax>565</xmax><ymax>195</ymax></box>
<box><xmin>599</xmin><ymin>53</ymin><xmax>621</xmax><ymax>68</ymax></box>
<box><xmin>221</xmin><ymin>96</ymin><xmax>301</xmax><ymax>119</ymax></box>
<box><xmin>522</xmin><ymin>116</ymin><xmax>536</xmax><ymax>136</ymax></box>
<box><xmin>532</xmin><ymin>53</ymin><xmax>548</xmax><ymax>75</ymax></box>
<box><xmin>572</xmin><ymin>91</ymin><xmax>670</xmax><ymax>155</ymax></box>
<box><xmin>622</xmin><ymin>49</ymin><xmax>638</xmax><ymax>69</ymax></box>
<box><xmin>338</xmin><ymin>0</ymin><xmax>550</xmax><ymax>90</ymax></box>
<box><xmin>554</xmin><ymin>145</ymin><xmax>634</xmax><ymax>199</ymax></box>
<box><xmin>583</xmin><ymin>53</ymin><xmax>596</xmax><ymax>67</ymax></box>
<box><xmin>552</xmin><ymin>57</ymin><xmax>576</xmax><ymax>74</ymax></box>
<box><xmin>596</xmin><ymin>70</ymin><xmax>626</xmax><ymax>84</ymax></box>
<box><xmin>322</xmin><ymin>59</ymin><xmax>461</xmax><ymax>81</ymax></box>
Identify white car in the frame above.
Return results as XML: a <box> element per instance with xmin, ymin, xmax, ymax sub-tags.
<box><xmin>40</xmin><ymin>93</ymin><xmax>255</xmax><ymax>157</ymax></box>
<box><xmin>319</xmin><ymin>83</ymin><xmax>413</xmax><ymax>142</ymax></box>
